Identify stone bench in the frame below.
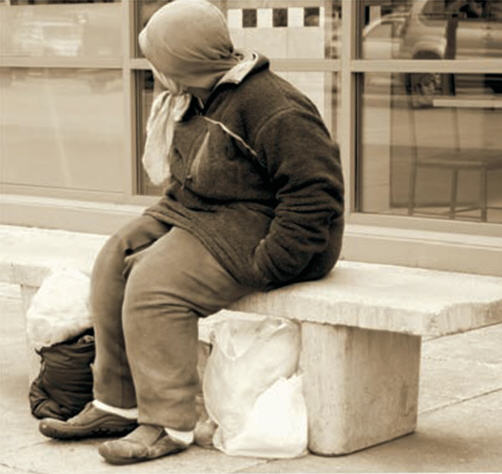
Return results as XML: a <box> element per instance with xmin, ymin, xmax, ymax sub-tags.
<box><xmin>1</xmin><ymin>224</ymin><xmax>502</xmax><ymax>457</ymax></box>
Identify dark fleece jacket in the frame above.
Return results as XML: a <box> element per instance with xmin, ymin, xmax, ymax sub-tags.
<box><xmin>145</xmin><ymin>58</ymin><xmax>345</xmax><ymax>291</ymax></box>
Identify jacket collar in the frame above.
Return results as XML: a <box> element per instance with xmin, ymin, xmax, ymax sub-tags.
<box><xmin>189</xmin><ymin>49</ymin><xmax>269</xmax><ymax>115</ymax></box>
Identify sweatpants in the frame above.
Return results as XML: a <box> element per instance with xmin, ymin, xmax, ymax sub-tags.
<box><xmin>90</xmin><ymin>215</ymin><xmax>253</xmax><ymax>431</ymax></box>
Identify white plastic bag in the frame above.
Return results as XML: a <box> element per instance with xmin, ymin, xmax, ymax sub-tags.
<box><xmin>214</xmin><ymin>375</ymin><xmax>308</xmax><ymax>458</ymax></box>
<box><xmin>27</xmin><ymin>268</ymin><xmax>92</xmax><ymax>350</ymax></box>
<box><xmin>203</xmin><ymin>315</ymin><xmax>308</xmax><ymax>458</ymax></box>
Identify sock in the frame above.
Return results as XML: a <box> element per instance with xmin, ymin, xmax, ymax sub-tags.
<box><xmin>164</xmin><ymin>427</ymin><xmax>194</xmax><ymax>445</ymax></box>
<box><xmin>92</xmin><ymin>400</ymin><xmax>138</xmax><ymax>420</ymax></box>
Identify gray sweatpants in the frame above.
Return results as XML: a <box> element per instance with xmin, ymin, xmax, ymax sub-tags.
<box><xmin>90</xmin><ymin>215</ymin><xmax>252</xmax><ymax>430</ymax></box>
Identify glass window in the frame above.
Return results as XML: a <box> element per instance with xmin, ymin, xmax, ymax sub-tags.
<box><xmin>0</xmin><ymin>0</ymin><xmax>122</xmax><ymax>58</ymax></box>
<box><xmin>135</xmin><ymin>1</ymin><xmax>342</xmax><ymax>59</ymax></box>
<box><xmin>304</xmin><ymin>7</ymin><xmax>320</xmax><ymax>26</ymax></box>
<box><xmin>136</xmin><ymin>0</ymin><xmax>170</xmax><ymax>45</ymax></box>
<box><xmin>358</xmin><ymin>72</ymin><xmax>502</xmax><ymax>223</ymax></box>
<box><xmin>9</xmin><ymin>1</ymin><xmax>120</xmax><ymax>4</ymax></box>
<box><xmin>0</xmin><ymin>68</ymin><xmax>125</xmax><ymax>192</ymax></box>
<box><xmin>359</xmin><ymin>0</ymin><xmax>502</xmax><ymax>60</ymax></box>
<box><xmin>276</xmin><ymin>71</ymin><xmax>338</xmax><ymax>135</ymax></box>
<box><xmin>228</xmin><ymin>1</ymin><xmax>341</xmax><ymax>59</ymax></box>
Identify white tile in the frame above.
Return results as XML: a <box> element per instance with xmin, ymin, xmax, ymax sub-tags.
<box><xmin>257</xmin><ymin>8</ymin><xmax>272</xmax><ymax>28</ymax></box>
<box><xmin>288</xmin><ymin>7</ymin><xmax>304</xmax><ymax>27</ymax></box>
<box><xmin>226</xmin><ymin>9</ymin><xmax>242</xmax><ymax>29</ymax></box>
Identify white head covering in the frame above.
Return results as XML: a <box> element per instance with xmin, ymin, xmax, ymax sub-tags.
<box><xmin>139</xmin><ymin>0</ymin><xmax>239</xmax><ymax>90</ymax></box>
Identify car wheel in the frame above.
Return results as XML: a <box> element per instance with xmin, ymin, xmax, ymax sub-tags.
<box><xmin>408</xmin><ymin>72</ymin><xmax>441</xmax><ymax>108</ymax></box>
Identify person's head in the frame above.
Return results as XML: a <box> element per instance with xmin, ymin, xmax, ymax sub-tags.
<box><xmin>139</xmin><ymin>0</ymin><xmax>238</xmax><ymax>95</ymax></box>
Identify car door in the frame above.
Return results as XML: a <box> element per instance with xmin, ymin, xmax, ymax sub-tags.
<box><xmin>484</xmin><ymin>0</ymin><xmax>502</xmax><ymax>58</ymax></box>
<box><xmin>452</xmin><ymin>0</ymin><xmax>490</xmax><ymax>59</ymax></box>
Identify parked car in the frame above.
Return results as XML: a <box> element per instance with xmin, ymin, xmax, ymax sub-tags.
<box><xmin>399</xmin><ymin>0</ymin><xmax>502</xmax><ymax>104</ymax></box>
<box><xmin>362</xmin><ymin>13</ymin><xmax>408</xmax><ymax>59</ymax></box>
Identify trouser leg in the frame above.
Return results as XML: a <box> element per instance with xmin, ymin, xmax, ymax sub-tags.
<box><xmin>122</xmin><ymin>227</ymin><xmax>252</xmax><ymax>431</ymax></box>
<box><xmin>91</xmin><ymin>215</ymin><xmax>171</xmax><ymax>408</ymax></box>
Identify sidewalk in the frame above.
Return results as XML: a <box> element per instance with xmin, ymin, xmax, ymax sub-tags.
<box><xmin>1</xmin><ymin>281</ymin><xmax>501</xmax><ymax>474</ymax></box>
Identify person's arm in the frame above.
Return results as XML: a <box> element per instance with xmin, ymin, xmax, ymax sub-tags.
<box><xmin>252</xmin><ymin>107</ymin><xmax>344</xmax><ymax>285</ymax></box>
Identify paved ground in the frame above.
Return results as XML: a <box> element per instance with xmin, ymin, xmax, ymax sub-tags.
<box><xmin>1</xmin><ymin>282</ymin><xmax>501</xmax><ymax>474</ymax></box>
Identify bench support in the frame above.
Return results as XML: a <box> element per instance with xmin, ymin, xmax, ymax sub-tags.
<box><xmin>300</xmin><ymin>322</ymin><xmax>421</xmax><ymax>455</ymax></box>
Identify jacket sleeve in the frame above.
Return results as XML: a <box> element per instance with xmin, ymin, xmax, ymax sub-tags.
<box><xmin>252</xmin><ymin>107</ymin><xmax>344</xmax><ymax>286</ymax></box>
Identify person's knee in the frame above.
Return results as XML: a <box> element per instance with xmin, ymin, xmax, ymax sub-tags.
<box><xmin>122</xmin><ymin>259</ymin><xmax>191</xmax><ymax>322</ymax></box>
<box><xmin>92</xmin><ymin>234</ymin><xmax>127</xmax><ymax>281</ymax></box>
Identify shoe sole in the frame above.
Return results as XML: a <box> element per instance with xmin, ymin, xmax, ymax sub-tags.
<box><xmin>98</xmin><ymin>444</ymin><xmax>186</xmax><ymax>465</ymax></box>
<box><xmin>39</xmin><ymin>421</ymin><xmax>137</xmax><ymax>440</ymax></box>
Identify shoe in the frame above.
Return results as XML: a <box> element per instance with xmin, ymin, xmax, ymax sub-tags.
<box><xmin>39</xmin><ymin>402</ymin><xmax>138</xmax><ymax>440</ymax></box>
<box><xmin>98</xmin><ymin>424</ymin><xmax>188</xmax><ymax>465</ymax></box>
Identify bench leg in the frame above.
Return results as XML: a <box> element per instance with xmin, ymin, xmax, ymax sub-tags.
<box><xmin>299</xmin><ymin>322</ymin><xmax>421</xmax><ymax>456</ymax></box>
<box><xmin>20</xmin><ymin>284</ymin><xmax>42</xmax><ymax>384</ymax></box>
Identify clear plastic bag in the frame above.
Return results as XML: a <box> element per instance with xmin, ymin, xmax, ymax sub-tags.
<box><xmin>27</xmin><ymin>268</ymin><xmax>92</xmax><ymax>350</ymax></box>
<box><xmin>203</xmin><ymin>314</ymin><xmax>307</xmax><ymax>458</ymax></box>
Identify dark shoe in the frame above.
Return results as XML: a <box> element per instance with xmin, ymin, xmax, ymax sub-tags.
<box><xmin>39</xmin><ymin>402</ymin><xmax>138</xmax><ymax>440</ymax></box>
<box><xmin>98</xmin><ymin>424</ymin><xmax>188</xmax><ymax>465</ymax></box>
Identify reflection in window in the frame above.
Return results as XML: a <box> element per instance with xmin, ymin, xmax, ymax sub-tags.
<box><xmin>273</xmin><ymin>8</ymin><xmax>287</xmax><ymax>27</ymax></box>
<box><xmin>10</xmin><ymin>1</ymin><xmax>119</xmax><ymax>4</ymax></box>
<box><xmin>359</xmin><ymin>0</ymin><xmax>502</xmax><ymax>60</ymax></box>
<box><xmin>0</xmin><ymin>68</ymin><xmax>125</xmax><ymax>192</ymax></box>
<box><xmin>242</xmin><ymin>8</ymin><xmax>257</xmax><ymax>28</ymax></box>
<box><xmin>359</xmin><ymin>72</ymin><xmax>502</xmax><ymax>223</ymax></box>
<box><xmin>136</xmin><ymin>0</ymin><xmax>171</xmax><ymax>35</ymax></box>
<box><xmin>0</xmin><ymin>0</ymin><xmax>122</xmax><ymax>57</ymax></box>
<box><xmin>304</xmin><ymin>7</ymin><xmax>320</xmax><ymax>26</ymax></box>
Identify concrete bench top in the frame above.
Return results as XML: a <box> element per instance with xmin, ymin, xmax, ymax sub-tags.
<box><xmin>1</xmin><ymin>225</ymin><xmax>501</xmax><ymax>337</ymax></box>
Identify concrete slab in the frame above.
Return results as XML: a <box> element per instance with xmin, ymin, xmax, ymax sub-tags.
<box><xmin>0</xmin><ymin>442</ymin><xmax>269</xmax><ymax>474</ymax></box>
<box><xmin>418</xmin><ymin>324</ymin><xmax>502</xmax><ymax>414</ymax></box>
<box><xmin>231</xmin><ymin>261</ymin><xmax>502</xmax><ymax>336</ymax></box>
<box><xmin>419</xmin><ymin>356</ymin><xmax>502</xmax><ymax>412</ymax></box>
<box><xmin>423</xmin><ymin>322</ymin><xmax>502</xmax><ymax>366</ymax></box>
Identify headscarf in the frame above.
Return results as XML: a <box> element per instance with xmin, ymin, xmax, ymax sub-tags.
<box><xmin>138</xmin><ymin>0</ymin><xmax>239</xmax><ymax>90</ymax></box>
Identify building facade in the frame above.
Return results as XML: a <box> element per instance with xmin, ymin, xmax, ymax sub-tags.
<box><xmin>1</xmin><ymin>0</ymin><xmax>501</xmax><ymax>276</ymax></box>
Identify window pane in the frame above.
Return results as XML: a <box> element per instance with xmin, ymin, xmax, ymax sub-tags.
<box><xmin>359</xmin><ymin>0</ymin><xmax>502</xmax><ymax>60</ymax></box>
<box><xmin>0</xmin><ymin>68</ymin><xmax>125</xmax><ymax>192</ymax></box>
<box><xmin>135</xmin><ymin>1</ymin><xmax>342</xmax><ymax>59</ymax></box>
<box><xmin>0</xmin><ymin>1</ymin><xmax>122</xmax><ymax>58</ymax></box>
<box><xmin>276</xmin><ymin>71</ymin><xmax>338</xmax><ymax>135</ymax></box>
<box><xmin>358</xmin><ymin>72</ymin><xmax>502</xmax><ymax>223</ymax></box>
<box><xmin>136</xmin><ymin>69</ymin><xmax>338</xmax><ymax>195</ymax></box>
<box><xmin>227</xmin><ymin>1</ymin><xmax>341</xmax><ymax>59</ymax></box>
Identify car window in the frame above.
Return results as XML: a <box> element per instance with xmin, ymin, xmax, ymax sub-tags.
<box><xmin>486</xmin><ymin>0</ymin><xmax>502</xmax><ymax>20</ymax></box>
<box><xmin>422</xmin><ymin>0</ymin><xmax>448</xmax><ymax>20</ymax></box>
<box><xmin>423</xmin><ymin>0</ymin><xmax>489</xmax><ymax>20</ymax></box>
<box><xmin>366</xmin><ymin>22</ymin><xmax>392</xmax><ymax>39</ymax></box>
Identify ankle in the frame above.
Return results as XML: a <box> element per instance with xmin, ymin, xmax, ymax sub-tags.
<box><xmin>164</xmin><ymin>427</ymin><xmax>194</xmax><ymax>446</ymax></box>
<box><xmin>92</xmin><ymin>400</ymin><xmax>138</xmax><ymax>420</ymax></box>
